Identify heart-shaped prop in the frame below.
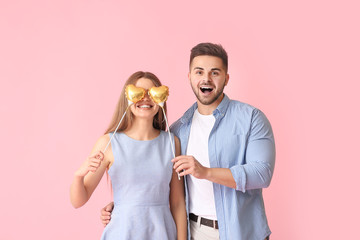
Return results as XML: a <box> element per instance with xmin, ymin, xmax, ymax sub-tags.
<box><xmin>103</xmin><ymin>84</ymin><xmax>145</xmax><ymax>153</ymax></box>
<box><xmin>149</xmin><ymin>86</ymin><xmax>169</xmax><ymax>105</ymax></box>
<box><xmin>125</xmin><ymin>84</ymin><xmax>146</xmax><ymax>104</ymax></box>
<box><xmin>148</xmin><ymin>85</ymin><xmax>179</xmax><ymax>180</ymax></box>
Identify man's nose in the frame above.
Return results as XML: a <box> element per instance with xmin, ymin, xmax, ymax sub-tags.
<box><xmin>202</xmin><ymin>73</ymin><xmax>212</xmax><ymax>82</ymax></box>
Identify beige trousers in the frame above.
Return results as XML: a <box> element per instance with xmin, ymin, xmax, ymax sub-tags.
<box><xmin>189</xmin><ymin>218</ymin><xmax>270</xmax><ymax>240</ymax></box>
<box><xmin>190</xmin><ymin>218</ymin><xmax>219</xmax><ymax>240</ymax></box>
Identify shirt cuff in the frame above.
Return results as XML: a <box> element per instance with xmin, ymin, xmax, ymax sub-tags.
<box><xmin>230</xmin><ymin>165</ymin><xmax>246</xmax><ymax>193</ymax></box>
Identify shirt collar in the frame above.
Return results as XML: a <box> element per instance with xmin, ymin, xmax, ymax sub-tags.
<box><xmin>181</xmin><ymin>94</ymin><xmax>231</xmax><ymax>124</ymax></box>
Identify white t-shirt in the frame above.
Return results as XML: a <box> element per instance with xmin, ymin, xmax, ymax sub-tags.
<box><xmin>186</xmin><ymin>109</ymin><xmax>217</xmax><ymax>220</ymax></box>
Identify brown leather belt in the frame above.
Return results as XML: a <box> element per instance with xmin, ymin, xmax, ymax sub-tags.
<box><xmin>189</xmin><ymin>213</ymin><xmax>219</xmax><ymax>229</ymax></box>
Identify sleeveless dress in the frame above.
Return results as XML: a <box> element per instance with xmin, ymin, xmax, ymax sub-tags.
<box><xmin>100</xmin><ymin>131</ymin><xmax>177</xmax><ymax>240</ymax></box>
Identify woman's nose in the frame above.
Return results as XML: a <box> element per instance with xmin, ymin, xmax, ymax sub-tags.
<box><xmin>143</xmin><ymin>91</ymin><xmax>151</xmax><ymax>100</ymax></box>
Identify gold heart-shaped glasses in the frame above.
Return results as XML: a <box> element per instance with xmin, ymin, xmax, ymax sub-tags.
<box><xmin>125</xmin><ymin>84</ymin><xmax>169</xmax><ymax>104</ymax></box>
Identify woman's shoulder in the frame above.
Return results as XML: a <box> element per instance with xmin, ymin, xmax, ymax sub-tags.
<box><xmin>89</xmin><ymin>134</ymin><xmax>111</xmax><ymax>152</ymax></box>
<box><xmin>98</xmin><ymin>133</ymin><xmax>111</xmax><ymax>144</ymax></box>
<box><xmin>159</xmin><ymin>130</ymin><xmax>176</xmax><ymax>138</ymax></box>
<box><xmin>94</xmin><ymin>134</ymin><xmax>113</xmax><ymax>165</ymax></box>
<box><xmin>159</xmin><ymin>130</ymin><xmax>180</xmax><ymax>146</ymax></box>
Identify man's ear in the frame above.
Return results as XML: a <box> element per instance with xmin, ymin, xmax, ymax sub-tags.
<box><xmin>188</xmin><ymin>72</ymin><xmax>191</xmax><ymax>81</ymax></box>
<box><xmin>225</xmin><ymin>73</ymin><xmax>230</xmax><ymax>86</ymax></box>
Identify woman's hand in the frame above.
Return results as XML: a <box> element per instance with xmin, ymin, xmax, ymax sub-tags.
<box><xmin>75</xmin><ymin>151</ymin><xmax>104</xmax><ymax>177</ymax></box>
<box><xmin>70</xmin><ymin>135</ymin><xmax>111</xmax><ymax>208</ymax></box>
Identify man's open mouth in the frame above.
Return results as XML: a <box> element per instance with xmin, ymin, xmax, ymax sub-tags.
<box><xmin>200</xmin><ymin>86</ymin><xmax>214</xmax><ymax>93</ymax></box>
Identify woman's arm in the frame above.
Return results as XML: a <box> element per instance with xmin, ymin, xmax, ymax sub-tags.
<box><xmin>169</xmin><ymin>136</ymin><xmax>187</xmax><ymax>240</ymax></box>
<box><xmin>70</xmin><ymin>134</ymin><xmax>113</xmax><ymax>208</ymax></box>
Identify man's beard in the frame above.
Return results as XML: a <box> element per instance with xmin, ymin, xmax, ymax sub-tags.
<box><xmin>192</xmin><ymin>81</ymin><xmax>226</xmax><ymax>105</ymax></box>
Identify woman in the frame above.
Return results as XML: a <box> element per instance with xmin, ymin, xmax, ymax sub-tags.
<box><xmin>70</xmin><ymin>71</ymin><xmax>187</xmax><ymax>240</ymax></box>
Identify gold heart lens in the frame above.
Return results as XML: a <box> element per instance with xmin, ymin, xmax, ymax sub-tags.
<box><xmin>148</xmin><ymin>86</ymin><xmax>169</xmax><ymax>104</ymax></box>
<box><xmin>125</xmin><ymin>84</ymin><xmax>146</xmax><ymax>103</ymax></box>
<box><xmin>125</xmin><ymin>84</ymin><xmax>169</xmax><ymax>104</ymax></box>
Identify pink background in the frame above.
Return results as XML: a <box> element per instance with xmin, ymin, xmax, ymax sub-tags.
<box><xmin>1</xmin><ymin>0</ymin><xmax>359</xmax><ymax>239</ymax></box>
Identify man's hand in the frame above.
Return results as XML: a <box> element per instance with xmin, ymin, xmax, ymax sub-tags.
<box><xmin>172</xmin><ymin>155</ymin><xmax>209</xmax><ymax>179</ymax></box>
<box><xmin>172</xmin><ymin>155</ymin><xmax>237</xmax><ymax>189</ymax></box>
<box><xmin>100</xmin><ymin>202</ymin><xmax>114</xmax><ymax>227</ymax></box>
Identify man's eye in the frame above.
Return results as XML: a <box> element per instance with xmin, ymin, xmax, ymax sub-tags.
<box><xmin>212</xmin><ymin>72</ymin><xmax>219</xmax><ymax>76</ymax></box>
<box><xmin>196</xmin><ymin>71</ymin><xmax>202</xmax><ymax>75</ymax></box>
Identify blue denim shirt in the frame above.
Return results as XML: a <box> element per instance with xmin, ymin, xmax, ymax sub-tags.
<box><xmin>171</xmin><ymin>94</ymin><xmax>275</xmax><ymax>240</ymax></box>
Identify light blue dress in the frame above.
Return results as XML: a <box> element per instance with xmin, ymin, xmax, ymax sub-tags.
<box><xmin>100</xmin><ymin>131</ymin><xmax>177</xmax><ymax>240</ymax></box>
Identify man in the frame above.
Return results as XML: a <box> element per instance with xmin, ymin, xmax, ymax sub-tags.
<box><xmin>101</xmin><ymin>43</ymin><xmax>275</xmax><ymax>240</ymax></box>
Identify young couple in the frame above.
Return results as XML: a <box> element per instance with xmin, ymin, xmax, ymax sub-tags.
<box><xmin>71</xmin><ymin>43</ymin><xmax>275</xmax><ymax>240</ymax></box>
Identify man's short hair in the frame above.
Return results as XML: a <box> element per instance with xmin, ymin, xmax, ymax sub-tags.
<box><xmin>190</xmin><ymin>43</ymin><xmax>228</xmax><ymax>72</ymax></box>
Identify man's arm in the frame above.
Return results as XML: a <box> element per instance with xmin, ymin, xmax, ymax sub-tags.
<box><xmin>173</xmin><ymin>109</ymin><xmax>275</xmax><ymax>192</ymax></box>
<box><xmin>172</xmin><ymin>155</ymin><xmax>236</xmax><ymax>189</ymax></box>
<box><xmin>230</xmin><ymin>109</ymin><xmax>275</xmax><ymax>192</ymax></box>
<box><xmin>100</xmin><ymin>202</ymin><xmax>114</xmax><ymax>227</ymax></box>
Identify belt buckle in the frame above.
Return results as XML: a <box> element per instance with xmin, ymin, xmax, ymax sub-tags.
<box><xmin>212</xmin><ymin>219</ymin><xmax>216</xmax><ymax>229</ymax></box>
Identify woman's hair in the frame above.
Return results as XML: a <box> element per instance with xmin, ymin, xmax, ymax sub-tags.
<box><xmin>104</xmin><ymin>71</ymin><xmax>167</xmax><ymax>134</ymax></box>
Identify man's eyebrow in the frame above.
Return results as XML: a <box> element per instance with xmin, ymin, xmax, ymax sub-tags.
<box><xmin>193</xmin><ymin>67</ymin><xmax>204</xmax><ymax>70</ymax></box>
<box><xmin>192</xmin><ymin>67</ymin><xmax>222</xmax><ymax>71</ymax></box>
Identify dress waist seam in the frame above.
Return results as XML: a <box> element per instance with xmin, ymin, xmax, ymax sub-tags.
<box><xmin>114</xmin><ymin>202</ymin><xmax>169</xmax><ymax>207</ymax></box>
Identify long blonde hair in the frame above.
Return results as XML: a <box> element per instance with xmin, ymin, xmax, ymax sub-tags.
<box><xmin>104</xmin><ymin>71</ymin><xmax>167</xmax><ymax>134</ymax></box>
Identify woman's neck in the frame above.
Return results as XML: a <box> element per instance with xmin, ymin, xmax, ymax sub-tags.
<box><xmin>123</xmin><ymin>118</ymin><xmax>159</xmax><ymax>141</ymax></box>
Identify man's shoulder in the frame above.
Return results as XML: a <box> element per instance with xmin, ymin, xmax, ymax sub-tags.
<box><xmin>170</xmin><ymin>117</ymin><xmax>183</xmax><ymax>132</ymax></box>
<box><xmin>170</xmin><ymin>102</ymin><xmax>197</xmax><ymax>134</ymax></box>
<box><xmin>227</xmin><ymin>99</ymin><xmax>258</xmax><ymax>113</ymax></box>
<box><xmin>226</xmin><ymin>99</ymin><xmax>273</xmax><ymax>137</ymax></box>
<box><xmin>170</xmin><ymin>112</ymin><xmax>190</xmax><ymax>136</ymax></box>
<box><xmin>226</xmin><ymin>99</ymin><xmax>270</xmax><ymax>124</ymax></box>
